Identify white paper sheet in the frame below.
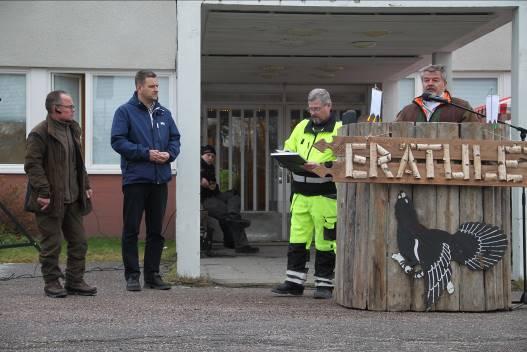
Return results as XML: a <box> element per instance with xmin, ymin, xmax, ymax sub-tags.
<box><xmin>369</xmin><ymin>88</ymin><xmax>383</xmax><ymax>122</ymax></box>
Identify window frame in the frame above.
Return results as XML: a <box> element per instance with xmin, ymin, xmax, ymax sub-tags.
<box><xmin>0</xmin><ymin>69</ymin><xmax>30</xmax><ymax>173</ymax></box>
<box><xmin>85</xmin><ymin>70</ymin><xmax>175</xmax><ymax>174</ymax></box>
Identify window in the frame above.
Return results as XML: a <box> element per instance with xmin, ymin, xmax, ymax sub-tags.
<box><xmin>452</xmin><ymin>78</ymin><xmax>498</xmax><ymax>107</ymax></box>
<box><xmin>398</xmin><ymin>78</ymin><xmax>415</xmax><ymax>111</ymax></box>
<box><xmin>53</xmin><ymin>73</ymin><xmax>84</xmax><ymax>126</ymax></box>
<box><xmin>92</xmin><ymin>75</ymin><xmax>169</xmax><ymax>165</ymax></box>
<box><xmin>0</xmin><ymin>73</ymin><xmax>26</xmax><ymax>164</ymax></box>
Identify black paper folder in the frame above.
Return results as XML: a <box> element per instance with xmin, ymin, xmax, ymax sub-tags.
<box><xmin>270</xmin><ymin>151</ymin><xmax>307</xmax><ymax>173</ymax></box>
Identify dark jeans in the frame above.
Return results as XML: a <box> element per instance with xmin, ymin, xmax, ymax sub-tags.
<box><xmin>36</xmin><ymin>202</ymin><xmax>87</xmax><ymax>283</ymax></box>
<box><xmin>122</xmin><ymin>183</ymin><xmax>167</xmax><ymax>281</ymax></box>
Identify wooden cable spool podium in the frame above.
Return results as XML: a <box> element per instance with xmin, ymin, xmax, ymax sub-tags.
<box><xmin>312</xmin><ymin>122</ymin><xmax>514</xmax><ymax>312</ymax></box>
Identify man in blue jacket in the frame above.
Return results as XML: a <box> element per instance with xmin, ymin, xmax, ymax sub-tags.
<box><xmin>111</xmin><ymin>70</ymin><xmax>181</xmax><ymax>292</ymax></box>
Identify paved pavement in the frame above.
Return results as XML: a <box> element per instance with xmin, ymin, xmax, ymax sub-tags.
<box><xmin>200</xmin><ymin>243</ymin><xmax>290</xmax><ymax>287</ymax></box>
<box><xmin>1</xmin><ymin>243</ymin><xmax>526</xmax><ymax>351</ymax></box>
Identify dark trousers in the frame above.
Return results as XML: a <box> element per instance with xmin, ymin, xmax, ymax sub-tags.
<box><xmin>122</xmin><ymin>183</ymin><xmax>167</xmax><ymax>280</ymax></box>
<box><xmin>36</xmin><ymin>202</ymin><xmax>87</xmax><ymax>283</ymax></box>
<box><xmin>203</xmin><ymin>191</ymin><xmax>249</xmax><ymax>248</ymax></box>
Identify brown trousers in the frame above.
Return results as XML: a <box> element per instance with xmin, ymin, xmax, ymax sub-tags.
<box><xmin>36</xmin><ymin>202</ymin><xmax>87</xmax><ymax>283</ymax></box>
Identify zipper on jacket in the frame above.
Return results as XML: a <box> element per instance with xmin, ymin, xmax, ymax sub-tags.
<box><xmin>150</xmin><ymin>109</ymin><xmax>159</xmax><ymax>184</ymax></box>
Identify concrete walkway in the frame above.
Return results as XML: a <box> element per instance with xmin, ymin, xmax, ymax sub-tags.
<box><xmin>200</xmin><ymin>243</ymin><xmax>288</xmax><ymax>287</ymax></box>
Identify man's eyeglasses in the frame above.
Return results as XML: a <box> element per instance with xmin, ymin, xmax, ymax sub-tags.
<box><xmin>307</xmin><ymin>105</ymin><xmax>327</xmax><ymax>113</ymax></box>
<box><xmin>56</xmin><ymin>104</ymin><xmax>75</xmax><ymax>110</ymax></box>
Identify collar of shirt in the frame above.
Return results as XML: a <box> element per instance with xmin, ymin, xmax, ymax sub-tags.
<box><xmin>147</xmin><ymin>103</ymin><xmax>155</xmax><ymax>127</ymax></box>
<box><xmin>422</xmin><ymin>100</ymin><xmax>441</xmax><ymax>120</ymax></box>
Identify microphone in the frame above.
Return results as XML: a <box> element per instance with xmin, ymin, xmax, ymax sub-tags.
<box><xmin>421</xmin><ymin>92</ymin><xmax>448</xmax><ymax>104</ymax></box>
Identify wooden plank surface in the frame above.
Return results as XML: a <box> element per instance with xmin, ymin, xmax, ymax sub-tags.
<box><xmin>386</xmin><ymin>122</ymin><xmax>414</xmax><ymax>311</ymax></box>
<box><xmin>335</xmin><ymin>124</ymin><xmax>350</xmax><ymax>307</ymax></box>
<box><xmin>502</xmin><ymin>185</ymin><xmax>512</xmax><ymax>309</ymax></box>
<box><xmin>335</xmin><ymin>124</ymin><xmax>357</xmax><ymax>308</ymax></box>
<box><xmin>483</xmin><ymin>125</ymin><xmax>502</xmax><ymax>311</ymax></box>
<box><xmin>500</xmin><ymin>124</ymin><xmax>513</xmax><ymax>309</ymax></box>
<box><xmin>313</xmin><ymin>161</ymin><xmax>526</xmax><ymax>188</ymax></box>
<box><xmin>411</xmin><ymin>122</ymin><xmax>438</xmax><ymax>311</ymax></box>
<box><xmin>367</xmin><ymin>123</ymin><xmax>390</xmax><ymax>311</ymax></box>
<box><xmin>459</xmin><ymin>123</ymin><xmax>486</xmax><ymax>311</ymax></box>
<box><xmin>351</xmin><ymin>123</ymin><xmax>371</xmax><ymax>309</ymax></box>
<box><xmin>335</xmin><ymin>122</ymin><xmax>512</xmax><ymax>312</ymax></box>
<box><xmin>313</xmin><ymin>122</ymin><xmax>527</xmax><ymax>187</ymax></box>
<box><xmin>321</xmin><ymin>133</ymin><xmax>527</xmax><ymax>161</ymax></box>
<box><xmin>434</xmin><ymin>123</ymin><xmax>461</xmax><ymax>311</ymax></box>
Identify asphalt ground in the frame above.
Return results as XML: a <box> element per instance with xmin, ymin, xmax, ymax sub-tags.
<box><xmin>1</xmin><ymin>247</ymin><xmax>526</xmax><ymax>351</ymax></box>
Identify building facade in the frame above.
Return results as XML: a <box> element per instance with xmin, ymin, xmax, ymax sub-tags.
<box><xmin>0</xmin><ymin>0</ymin><xmax>525</xmax><ymax>278</ymax></box>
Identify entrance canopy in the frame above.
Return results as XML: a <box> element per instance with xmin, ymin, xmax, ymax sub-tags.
<box><xmin>201</xmin><ymin>4</ymin><xmax>513</xmax><ymax>85</ymax></box>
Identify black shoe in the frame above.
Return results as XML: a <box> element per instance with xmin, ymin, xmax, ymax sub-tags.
<box><xmin>144</xmin><ymin>274</ymin><xmax>171</xmax><ymax>290</ymax></box>
<box><xmin>227</xmin><ymin>214</ymin><xmax>251</xmax><ymax>228</ymax></box>
<box><xmin>223</xmin><ymin>241</ymin><xmax>235</xmax><ymax>249</ymax></box>
<box><xmin>313</xmin><ymin>287</ymin><xmax>333</xmax><ymax>299</ymax></box>
<box><xmin>235</xmin><ymin>218</ymin><xmax>251</xmax><ymax>228</ymax></box>
<box><xmin>65</xmin><ymin>279</ymin><xmax>97</xmax><ymax>296</ymax></box>
<box><xmin>126</xmin><ymin>275</ymin><xmax>142</xmax><ymax>292</ymax></box>
<box><xmin>44</xmin><ymin>280</ymin><xmax>67</xmax><ymax>298</ymax></box>
<box><xmin>271</xmin><ymin>281</ymin><xmax>304</xmax><ymax>296</ymax></box>
<box><xmin>235</xmin><ymin>245</ymin><xmax>260</xmax><ymax>254</ymax></box>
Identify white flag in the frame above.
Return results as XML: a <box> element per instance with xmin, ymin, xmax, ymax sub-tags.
<box><xmin>369</xmin><ymin>88</ymin><xmax>382</xmax><ymax>122</ymax></box>
<box><xmin>486</xmin><ymin>95</ymin><xmax>499</xmax><ymax>123</ymax></box>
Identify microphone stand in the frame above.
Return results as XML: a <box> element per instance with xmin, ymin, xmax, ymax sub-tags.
<box><xmin>434</xmin><ymin>97</ymin><xmax>527</xmax><ymax>304</ymax></box>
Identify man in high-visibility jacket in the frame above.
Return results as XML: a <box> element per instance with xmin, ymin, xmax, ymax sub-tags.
<box><xmin>272</xmin><ymin>88</ymin><xmax>342</xmax><ymax>299</ymax></box>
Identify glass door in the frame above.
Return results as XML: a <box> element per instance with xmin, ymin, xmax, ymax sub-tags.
<box><xmin>204</xmin><ymin>105</ymin><xmax>285</xmax><ymax>240</ymax></box>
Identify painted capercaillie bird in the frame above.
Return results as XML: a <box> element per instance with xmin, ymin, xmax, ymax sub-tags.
<box><xmin>391</xmin><ymin>191</ymin><xmax>508</xmax><ymax>309</ymax></box>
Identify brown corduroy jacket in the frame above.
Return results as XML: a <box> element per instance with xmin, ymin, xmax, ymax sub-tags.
<box><xmin>24</xmin><ymin>116</ymin><xmax>92</xmax><ymax>217</ymax></box>
<box><xmin>396</xmin><ymin>93</ymin><xmax>482</xmax><ymax>123</ymax></box>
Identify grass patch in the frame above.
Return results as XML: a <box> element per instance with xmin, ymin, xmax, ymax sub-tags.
<box><xmin>512</xmin><ymin>279</ymin><xmax>524</xmax><ymax>291</ymax></box>
<box><xmin>0</xmin><ymin>236</ymin><xmax>176</xmax><ymax>264</ymax></box>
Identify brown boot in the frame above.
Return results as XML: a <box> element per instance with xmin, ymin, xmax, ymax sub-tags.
<box><xmin>65</xmin><ymin>279</ymin><xmax>97</xmax><ymax>296</ymax></box>
<box><xmin>44</xmin><ymin>280</ymin><xmax>67</xmax><ymax>298</ymax></box>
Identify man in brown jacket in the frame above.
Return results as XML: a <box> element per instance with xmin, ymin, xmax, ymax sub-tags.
<box><xmin>396</xmin><ymin>64</ymin><xmax>481</xmax><ymax>123</ymax></box>
<box><xmin>24</xmin><ymin>90</ymin><xmax>96</xmax><ymax>298</ymax></box>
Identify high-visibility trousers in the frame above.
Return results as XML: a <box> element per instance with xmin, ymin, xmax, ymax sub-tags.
<box><xmin>285</xmin><ymin>194</ymin><xmax>337</xmax><ymax>288</ymax></box>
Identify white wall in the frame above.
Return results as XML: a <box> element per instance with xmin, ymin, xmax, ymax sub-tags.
<box><xmin>0</xmin><ymin>1</ymin><xmax>177</xmax><ymax>69</ymax></box>
<box><xmin>453</xmin><ymin>23</ymin><xmax>512</xmax><ymax>71</ymax></box>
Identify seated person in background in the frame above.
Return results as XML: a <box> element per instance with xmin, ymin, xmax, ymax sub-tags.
<box><xmin>200</xmin><ymin>145</ymin><xmax>259</xmax><ymax>254</ymax></box>
<box><xmin>396</xmin><ymin>64</ymin><xmax>481</xmax><ymax>123</ymax></box>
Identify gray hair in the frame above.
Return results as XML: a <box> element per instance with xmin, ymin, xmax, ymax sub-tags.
<box><xmin>135</xmin><ymin>70</ymin><xmax>157</xmax><ymax>87</ymax></box>
<box><xmin>419</xmin><ymin>64</ymin><xmax>447</xmax><ymax>82</ymax></box>
<box><xmin>45</xmin><ymin>90</ymin><xmax>68</xmax><ymax>113</ymax></box>
<box><xmin>308</xmin><ymin>88</ymin><xmax>332</xmax><ymax>105</ymax></box>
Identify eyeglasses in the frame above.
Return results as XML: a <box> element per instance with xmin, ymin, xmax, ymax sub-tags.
<box><xmin>307</xmin><ymin>105</ymin><xmax>327</xmax><ymax>113</ymax></box>
<box><xmin>56</xmin><ymin>104</ymin><xmax>75</xmax><ymax>110</ymax></box>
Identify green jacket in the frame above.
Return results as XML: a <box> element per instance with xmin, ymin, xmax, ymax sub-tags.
<box><xmin>24</xmin><ymin>116</ymin><xmax>92</xmax><ymax>217</ymax></box>
<box><xmin>284</xmin><ymin>116</ymin><xmax>341</xmax><ymax>196</ymax></box>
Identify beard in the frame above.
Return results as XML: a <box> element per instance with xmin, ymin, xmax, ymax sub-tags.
<box><xmin>424</xmin><ymin>87</ymin><xmax>443</xmax><ymax>96</ymax></box>
<box><xmin>311</xmin><ymin>116</ymin><xmax>323</xmax><ymax>125</ymax></box>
